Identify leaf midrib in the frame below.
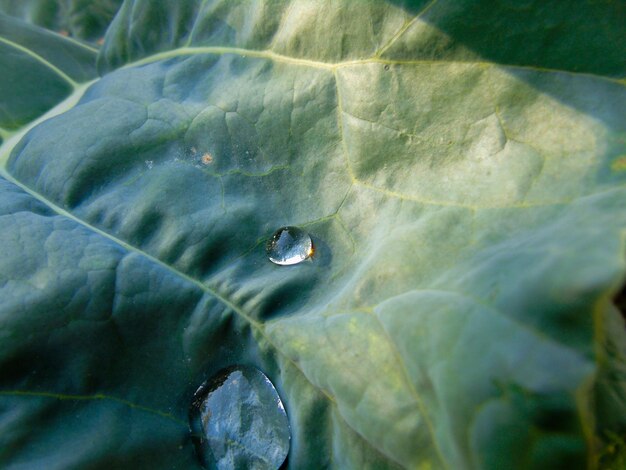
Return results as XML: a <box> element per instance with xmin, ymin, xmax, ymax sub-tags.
<box><xmin>122</xmin><ymin>45</ymin><xmax>625</xmax><ymax>87</ymax></box>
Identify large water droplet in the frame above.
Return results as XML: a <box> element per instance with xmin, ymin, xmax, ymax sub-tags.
<box><xmin>266</xmin><ymin>226</ymin><xmax>313</xmax><ymax>265</ymax></box>
<box><xmin>189</xmin><ymin>365</ymin><xmax>290</xmax><ymax>470</ymax></box>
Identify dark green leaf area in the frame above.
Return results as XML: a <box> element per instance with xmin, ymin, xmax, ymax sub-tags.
<box><xmin>0</xmin><ymin>176</ymin><xmax>275</xmax><ymax>469</ymax></box>
<box><xmin>0</xmin><ymin>0</ymin><xmax>56</xmax><ymax>29</ymax></box>
<box><xmin>0</xmin><ymin>40</ymin><xmax>72</xmax><ymax>130</ymax></box>
<box><xmin>470</xmin><ymin>385</ymin><xmax>587</xmax><ymax>470</ymax></box>
<box><xmin>0</xmin><ymin>0</ymin><xmax>123</xmax><ymax>42</ymax></box>
<box><xmin>0</xmin><ymin>173</ymin><xmax>351</xmax><ymax>469</ymax></box>
<box><xmin>0</xmin><ymin>13</ymin><xmax>97</xmax><ymax>130</ymax></box>
<box><xmin>385</xmin><ymin>0</ymin><xmax>626</xmax><ymax>77</ymax></box>
<box><xmin>0</xmin><ymin>14</ymin><xmax>97</xmax><ymax>82</ymax></box>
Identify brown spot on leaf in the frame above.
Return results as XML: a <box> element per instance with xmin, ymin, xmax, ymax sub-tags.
<box><xmin>201</xmin><ymin>153</ymin><xmax>213</xmax><ymax>165</ymax></box>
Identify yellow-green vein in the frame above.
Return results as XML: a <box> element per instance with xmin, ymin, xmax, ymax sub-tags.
<box><xmin>0</xmin><ymin>389</ymin><xmax>187</xmax><ymax>427</ymax></box>
<box><xmin>120</xmin><ymin>45</ymin><xmax>625</xmax><ymax>88</ymax></box>
<box><xmin>0</xmin><ymin>36</ymin><xmax>78</xmax><ymax>88</ymax></box>
<box><xmin>374</xmin><ymin>0</ymin><xmax>441</xmax><ymax>58</ymax></box>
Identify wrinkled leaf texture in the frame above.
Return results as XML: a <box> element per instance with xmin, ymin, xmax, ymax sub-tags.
<box><xmin>1</xmin><ymin>1</ymin><xmax>626</xmax><ymax>469</ymax></box>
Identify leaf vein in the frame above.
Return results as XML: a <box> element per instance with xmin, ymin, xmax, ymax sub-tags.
<box><xmin>0</xmin><ymin>36</ymin><xmax>78</xmax><ymax>88</ymax></box>
<box><xmin>374</xmin><ymin>0</ymin><xmax>441</xmax><ymax>58</ymax></box>
<box><xmin>0</xmin><ymin>389</ymin><xmax>187</xmax><ymax>428</ymax></box>
<box><xmin>121</xmin><ymin>46</ymin><xmax>624</xmax><ymax>87</ymax></box>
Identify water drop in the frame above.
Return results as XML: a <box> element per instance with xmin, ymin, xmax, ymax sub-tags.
<box><xmin>189</xmin><ymin>365</ymin><xmax>290</xmax><ymax>470</ymax></box>
<box><xmin>145</xmin><ymin>160</ymin><xmax>154</xmax><ymax>169</ymax></box>
<box><xmin>266</xmin><ymin>226</ymin><xmax>313</xmax><ymax>265</ymax></box>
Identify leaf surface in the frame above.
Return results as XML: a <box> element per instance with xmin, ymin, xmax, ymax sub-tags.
<box><xmin>0</xmin><ymin>13</ymin><xmax>97</xmax><ymax>133</ymax></box>
<box><xmin>0</xmin><ymin>0</ymin><xmax>123</xmax><ymax>42</ymax></box>
<box><xmin>1</xmin><ymin>1</ymin><xmax>626</xmax><ymax>469</ymax></box>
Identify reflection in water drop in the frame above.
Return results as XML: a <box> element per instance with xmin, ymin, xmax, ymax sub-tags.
<box><xmin>189</xmin><ymin>365</ymin><xmax>290</xmax><ymax>470</ymax></box>
<box><xmin>266</xmin><ymin>226</ymin><xmax>314</xmax><ymax>266</ymax></box>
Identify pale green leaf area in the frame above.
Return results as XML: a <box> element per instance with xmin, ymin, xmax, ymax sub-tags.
<box><xmin>0</xmin><ymin>1</ymin><xmax>625</xmax><ymax>469</ymax></box>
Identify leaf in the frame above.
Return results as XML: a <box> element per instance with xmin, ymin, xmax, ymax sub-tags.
<box><xmin>0</xmin><ymin>13</ymin><xmax>97</xmax><ymax>132</ymax></box>
<box><xmin>0</xmin><ymin>0</ymin><xmax>123</xmax><ymax>42</ymax></box>
<box><xmin>1</xmin><ymin>1</ymin><xmax>626</xmax><ymax>469</ymax></box>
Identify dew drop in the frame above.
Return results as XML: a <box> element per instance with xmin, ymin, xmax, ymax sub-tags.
<box><xmin>189</xmin><ymin>365</ymin><xmax>290</xmax><ymax>470</ymax></box>
<box><xmin>145</xmin><ymin>160</ymin><xmax>154</xmax><ymax>169</ymax></box>
<box><xmin>266</xmin><ymin>226</ymin><xmax>313</xmax><ymax>265</ymax></box>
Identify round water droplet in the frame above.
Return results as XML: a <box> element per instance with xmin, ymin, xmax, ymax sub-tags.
<box><xmin>266</xmin><ymin>226</ymin><xmax>313</xmax><ymax>266</ymax></box>
<box><xmin>189</xmin><ymin>365</ymin><xmax>290</xmax><ymax>470</ymax></box>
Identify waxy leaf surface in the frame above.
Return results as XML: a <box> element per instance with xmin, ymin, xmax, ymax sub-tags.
<box><xmin>1</xmin><ymin>1</ymin><xmax>626</xmax><ymax>469</ymax></box>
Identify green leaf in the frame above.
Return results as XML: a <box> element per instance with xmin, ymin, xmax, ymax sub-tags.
<box><xmin>0</xmin><ymin>0</ymin><xmax>123</xmax><ymax>42</ymax></box>
<box><xmin>381</xmin><ymin>0</ymin><xmax>626</xmax><ymax>77</ymax></box>
<box><xmin>0</xmin><ymin>13</ymin><xmax>97</xmax><ymax>132</ymax></box>
<box><xmin>1</xmin><ymin>1</ymin><xmax>626</xmax><ymax>469</ymax></box>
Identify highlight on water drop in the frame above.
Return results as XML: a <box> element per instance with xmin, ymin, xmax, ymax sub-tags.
<box><xmin>266</xmin><ymin>226</ymin><xmax>314</xmax><ymax>266</ymax></box>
